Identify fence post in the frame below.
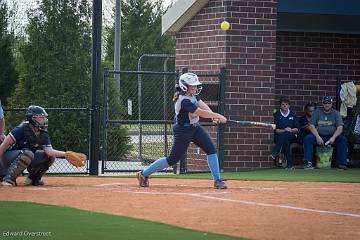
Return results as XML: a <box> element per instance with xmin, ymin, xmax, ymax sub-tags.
<box><xmin>217</xmin><ymin>67</ymin><xmax>226</xmax><ymax>171</ymax></box>
<box><xmin>89</xmin><ymin>0</ymin><xmax>102</xmax><ymax>175</ymax></box>
<box><xmin>101</xmin><ymin>69</ymin><xmax>109</xmax><ymax>174</ymax></box>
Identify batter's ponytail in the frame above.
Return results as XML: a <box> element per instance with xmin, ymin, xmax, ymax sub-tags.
<box><xmin>173</xmin><ymin>84</ymin><xmax>185</xmax><ymax>102</ymax></box>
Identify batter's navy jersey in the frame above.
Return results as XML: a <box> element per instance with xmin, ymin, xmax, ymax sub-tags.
<box><xmin>9</xmin><ymin>122</ymin><xmax>52</xmax><ymax>152</ymax></box>
<box><xmin>175</xmin><ymin>95</ymin><xmax>200</xmax><ymax>125</ymax></box>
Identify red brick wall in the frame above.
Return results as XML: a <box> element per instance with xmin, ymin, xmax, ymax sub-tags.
<box><xmin>276</xmin><ymin>32</ymin><xmax>360</xmax><ymax>114</ymax></box>
<box><xmin>175</xmin><ymin>0</ymin><xmax>278</xmax><ymax>171</ymax></box>
<box><xmin>222</xmin><ymin>0</ymin><xmax>277</xmax><ymax>171</ymax></box>
<box><xmin>175</xmin><ymin>0</ymin><xmax>226</xmax><ymax>172</ymax></box>
<box><xmin>175</xmin><ymin>0</ymin><xmax>227</xmax><ymax>72</ymax></box>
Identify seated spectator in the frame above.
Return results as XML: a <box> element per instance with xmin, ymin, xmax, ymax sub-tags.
<box><xmin>0</xmin><ymin>101</ymin><xmax>5</xmax><ymax>143</ymax></box>
<box><xmin>303</xmin><ymin>96</ymin><xmax>348</xmax><ymax>169</ymax></box>
<box><xmin>297</xmin><ymin>102</ymin><xmax>316</xmax><ymax>144</ymax></box>
<box><xmin>272</xmin><ymin>96</ymin><xmax>299</xmax><ymax>169</ymax></box>
<box><xmin>343</xmin><ymin>106</ymin><xmax>358</xmax><ymax>162</ymax></box>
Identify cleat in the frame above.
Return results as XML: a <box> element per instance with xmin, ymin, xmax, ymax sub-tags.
<box><xmin>136</xmin><ymin>171</ymin><xmax>149</xmax><ymax>187</ymax></box>
<box><xmin>337</xmin><ymin>165</ymin><xmax>348</xmax><ymax>170</ymax></box>
<box><xmin>271</xmin><ymin>154</ymin><xmax>282</xmax><ymax>168</ymax></box>
<box><xmin>24</xmin><ymin>177</ymin><xmax>32</xmax><ymax>186</ymax></box>
<box><xmin>24</xmin><ymin>177</ymin><xmax>44</xmax><ymax>186</ymax></box>
<box><xmin>1</xmin><ymin>179</ymin><xmax>16</xmax><ymax>187</ymax></box>
<box><xmin>303</xmin><ymin>161</ymin><xmax>314</xmax><ymax>170</ymax></box>
<box><xmin>214</xmin><ymin>179</ymin><xmax>227</xmax><ymax>189</ymax></box>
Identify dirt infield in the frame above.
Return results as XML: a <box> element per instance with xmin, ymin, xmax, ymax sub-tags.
<box><xmin>1</xmin><ymin>176</ymin><xmax>360</xmax><ymax>240</ymax></box>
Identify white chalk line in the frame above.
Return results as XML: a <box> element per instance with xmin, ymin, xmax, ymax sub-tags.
<box><xmin>96</xmin><ymin>182</ymin><xmax>360</xmax><ymax>192</ymax></box>
<box><xmin>192</xmin><ymin>194</ymin><xmax>360</xmax><ymax>219</ymax></box>
<box><xmin>122</xmin><ymin>190</ymin><xmax>360</xmax><ymax>219</ymax></box>
<box><xmin>26</xmin><ymin>186</ymin><xmax>67</xmax><ymax>191</ymax></box>
<box><xmin>23</xmin><ymin>182</ymin><xmax>360</xmax><ymax>218</ymax></box>
<box><xmin>116</xmin><ymin>190</ymin><xmax>228</xmax><ymax>196</ymax></box>
<box><xmin>96</xmin><ymin>182</ymin><xmax>129</xmax><ymax>187</ymax></box>
<box><xmin>27</xmin><ymin>187</ymin><xmax>49</xmax><ymax>191</ymax></box>
<box><xmin>96</xmin><ymin>182</ymin><xmax>193</xmax><ymax>187</ymax></box>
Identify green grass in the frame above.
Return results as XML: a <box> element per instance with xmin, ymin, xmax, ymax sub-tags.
<box><xmin>151</xmin><ymin>168</ymin><xmax>360</xmax><ymax>183</ymax></box>
<box><xmin>56</xmin><ymin>168</ymin><xmax>360</xmax><ymax>183</ymax></box>
<box><xmin>0</xmin><ymin>202</ymin><xmax>243</xmax><ymax>240</ymax></box>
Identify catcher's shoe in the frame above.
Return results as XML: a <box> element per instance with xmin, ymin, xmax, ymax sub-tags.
<box><xmin>1</xmin><ymin>179</ymin><xmax>16</xmax><ymax>187</ymax></box>
<box><xmin>24</xmin><ymin>177</ymin><xmax>44</xmax><ymax>186</ymax></box>
<box><xmin>214</xmin><ymin>179</ymin><xmax>227</xmax><ymax>189</ymax></box>
<box><xmin>136</xmin><ymin>171</ymin><xmax>149</xmax><ymax>187</ymax></box>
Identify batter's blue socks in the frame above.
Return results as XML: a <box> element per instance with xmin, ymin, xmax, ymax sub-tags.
<box><xmin>142</xmin><ymin>157</ymin><xmax>169</xmax><ymax>177</ymax></box>
<box><xmin>207</xmin><ymin>153</ymin><xmax>221</xmax><ymax>181</ymax></box>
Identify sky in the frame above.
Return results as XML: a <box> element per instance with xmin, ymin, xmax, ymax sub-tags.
<box><xmin>6</xmin><ymin>0</ymin><xmax>176</xmax><ymax>34</ymax></box>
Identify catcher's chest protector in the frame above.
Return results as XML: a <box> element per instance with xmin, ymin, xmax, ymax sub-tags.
<box><xmin>23</xmin><ymin>123</ymin><xmax>49</xmax><ymax>151</ymax></box>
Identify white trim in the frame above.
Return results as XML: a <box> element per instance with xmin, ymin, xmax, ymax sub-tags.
<box><xmin>9</xmin><ymin>132</ymin><xmax>16</xmax><ymax>143</ymax></box>
<box><xmin>280</xmin><ymin>109</ymin><xmax>290</xmax><ymax>117</ymax></box>
<box><xmin>162</xmin><ymin>0</ymin><xmax>210</xmax><ymax>35</ymax></box>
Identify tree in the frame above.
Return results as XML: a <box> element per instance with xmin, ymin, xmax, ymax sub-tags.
<box><xmin>0</xmin><ymin>1</ymin><xmax>18</xmax><ymax>105</ymax></box>
<box><xmin>6</xmin><ymin>0</ymin><xmax>132</xmax><ymax>159</ymax></box>
<box><xmin>104</xmin><ymin>0</ymin><xmax>175</xmax><ymax>70</ymax></box>
<box><xmin>7</xmin><ymin>0</ymin><xmax>92</xmax><ymax>153</ymax></box>
<box><xmin>103</xmin><ymin>0</ymin><xmax>176</xmax><ymax>121</ymax></box>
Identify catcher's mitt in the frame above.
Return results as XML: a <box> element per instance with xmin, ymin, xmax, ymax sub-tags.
<box><xmin>65</xmin><ymin>151</ymin><xmax>87</xmax><ymax>167</ymax></box>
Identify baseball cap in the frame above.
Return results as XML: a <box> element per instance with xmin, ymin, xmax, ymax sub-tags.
<box><xmin>322</xmin><ymin>96</ymin><xmax>333</xmax><ymax>104</ymax></box>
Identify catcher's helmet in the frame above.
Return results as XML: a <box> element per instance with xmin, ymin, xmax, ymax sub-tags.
<box><xmin>26</xmin><ymin>105</ymin><xmax>48</xmax><ymax>129</ymax></box>
<box><xmin>179</xmin><ymin>72</ymin><xmax>203</xmax><ymax>95</ymax></box>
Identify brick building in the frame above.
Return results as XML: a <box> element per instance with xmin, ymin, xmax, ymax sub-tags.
<box><xmin>162</xmin><ymin>0</ymin><xmax>360</xmax><ymax>171</ymax></box>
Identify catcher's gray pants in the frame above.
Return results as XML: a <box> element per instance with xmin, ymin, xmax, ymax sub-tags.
<box><xmin>0</xmin><ymin>150</ymin><xmax>53</xmax><ymax>180</ymax></box>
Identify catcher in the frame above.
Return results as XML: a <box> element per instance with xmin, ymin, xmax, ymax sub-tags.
<box><xmin>0</xmin><ymin>105</ymin><xmax>86</xmax><ymax>187</ymax></box>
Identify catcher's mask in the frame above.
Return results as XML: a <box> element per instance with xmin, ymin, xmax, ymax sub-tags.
<box><xmin>26</xmin><ymin>105</ymin><xmax>48</xmax><ymax>130</ymax></box>
<box><xmin>179</xmin><ymin>72</ymin><xmax>203</xmax><ymax>95</ymax></box>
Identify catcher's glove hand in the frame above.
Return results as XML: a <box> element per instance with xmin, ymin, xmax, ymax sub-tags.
<box><xmin>65</xmin><ymin>151</ymin><xmax>87</xmax><ymax>167</ymax></box>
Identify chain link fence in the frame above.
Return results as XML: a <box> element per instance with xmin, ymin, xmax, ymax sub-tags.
<box><xmin>4</xmin><ymin>107</ymin><xmax>90</xmax><ymax>174</ymax></box>
<box><xmin>102</xmin><ymin>67</ymin><xmax>226</xmax><ymax>174</ymax></box>
<box><xmin>102</xmin><ymin>70</ymin><xmax>176</xmax><ymax>173</ymax></box>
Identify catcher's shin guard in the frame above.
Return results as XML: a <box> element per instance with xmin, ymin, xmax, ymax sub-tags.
<box><xmin>3</xmin><ymin>150</ymin><xmax>34</xmax><ymax>186</ymax></box>
<box><xmin>27</xmin><ymin>155</ymin><xmax>55</xmax><ymax>186</ymax></box>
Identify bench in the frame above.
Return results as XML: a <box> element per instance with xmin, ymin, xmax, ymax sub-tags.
<box><xmin>287</xmin><ymin>142</ymin><xmax>345</xmax><ymax>168</ymax></box>
<box><xmin>275</xmin><ymin>143</ymin><xmax>303</xmax><ymax>167</ymax></box>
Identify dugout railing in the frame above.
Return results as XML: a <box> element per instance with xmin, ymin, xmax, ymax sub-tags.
<box><xmin>101</xmin><ymin>68</ymin><xmax>225</xmax><ymax>174</ymax></box>
<box><xmin>2</xmin><ymin>107</ymin><xmax>90</xmax><ymax>175</ymax></box>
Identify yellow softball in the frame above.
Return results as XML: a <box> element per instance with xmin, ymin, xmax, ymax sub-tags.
<box><xmin>220</xmin><ymin>20</ymin><xmax>230</xmax><ymax>31</ymax></box>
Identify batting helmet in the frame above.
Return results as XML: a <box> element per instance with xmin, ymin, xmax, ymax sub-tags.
<box><xmin>26</xmin><ymin>105</ymin><xmax>48</xmax><ymax>129</ymax></box>
<box><xmin>179</xmin><ymin>72</ymin><xmax>203</xmax><ymax>95</ymax></box>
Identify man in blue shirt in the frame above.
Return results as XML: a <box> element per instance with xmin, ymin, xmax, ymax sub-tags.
<box><xmin>272</xmin><ymin>96</ymin><xmax>299</xmax><ymax>169</ymax></box>
<box><xmin>297</xmin><ymin>102</ymin><xmax>316</xmax><ymax>144</ymax></box>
